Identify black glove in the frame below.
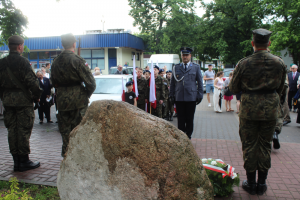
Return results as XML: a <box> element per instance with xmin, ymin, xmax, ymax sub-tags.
<box><xmin>196</xmin><ymin>98</ymin><xmax>202</xmax><ymax>105</ymax></box>
<box><xmin>169</xmin><ymin>96</ymin><xmax>175</xmax><ymax>105</ymax></box>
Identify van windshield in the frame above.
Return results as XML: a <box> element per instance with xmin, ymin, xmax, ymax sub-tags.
<box><xmin>148</xmin><ymin>63</ymin><xmax>173</xmax><ymax>71</ymax></box>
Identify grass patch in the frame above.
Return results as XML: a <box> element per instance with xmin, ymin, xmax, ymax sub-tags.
<box><xmin>0</xmin><ymin>177</ymin><xmax>60</xmax><ymax>200</ymax></box>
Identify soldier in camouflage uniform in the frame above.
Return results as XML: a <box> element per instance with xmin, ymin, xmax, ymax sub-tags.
<box><xmin>0</xmin><ymin>35</ymin><xmax>43</xmax><ymax>172</ymax></box>
<box><xmin>159</xmin><ymin>69</ymin><xmax>169</xmax><ymax>120</ymax></box>
<box><xmin>136</xmin><ymin>67</ymin><xmax>149</xmax><ymax>111</ymax></box>
<box><xmin>152</xmin><ymin>66</ymin><xmax>165</xmax><ymax>118</ymax></box>
<box><xmin>51</xmin><ymin>33</ymin><xmax>96</xmax><ymax>157</ymax></box>
<box><xmin>166</xmin><ymin>70</ymin><xmax>174</xmax><ymax>121</ymax></box>
<box><xmin>229</xmin><ymin>29</ymin><xmax>286</xmax><ymax>195</ymax></box>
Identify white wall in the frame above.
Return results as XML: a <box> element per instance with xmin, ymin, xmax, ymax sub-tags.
<box><xmin>117</xmin><ymin>48</ymin><xmax>143</xmax><ymax>68</ymax></box>
<box><xmin>279</xmin><ymin>48</ymin><xmax>294</xmax><ymax>67</ymax></box>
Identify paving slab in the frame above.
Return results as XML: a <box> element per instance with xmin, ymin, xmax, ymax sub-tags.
<box><xmin>0</xmin><ymin>94</ymin><xmax>299</xmax><ymax>199</ymax></box>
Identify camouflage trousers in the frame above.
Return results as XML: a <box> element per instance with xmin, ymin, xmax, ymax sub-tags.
<box><xmin>3</xmin><ymin>106</ymin><xmax>34</xmax><ymax>155</ymax></box>
<box><xmin>57</xmin><ymin>106</ymin><xmax>87</xmax><ymax>157</ymax></box>
<box><xmin>163</xmin><ymin>100</ymin><xmax>174</xmax><ymax>117</ymax></box>
<box><xmin>239</xmin><ymin>118</ymin><xmax>276</xmax><ymax>173</ymax></box>
<box><xmin>283</xmin><ymin>100</ymin><xmax>291</xmax><ymax>122</ymax></box>
<box><xmin>152</xmin><ymin>103</ymin><xmax>162</xmax><ymax>118</ymax></box>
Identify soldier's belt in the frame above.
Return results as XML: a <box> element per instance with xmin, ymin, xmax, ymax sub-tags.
<box><xmin>58</xmin><ymin>83</ymin><xmax>81</xmax><ymax>87</ymax></box>
<box><xmin>244</xmin><ymin>90</ymin><xmax>276</xmax><ymax>94</ymax></box>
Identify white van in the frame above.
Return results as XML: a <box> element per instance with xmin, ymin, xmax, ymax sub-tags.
<box><xmin>148</xmin><ymin>54</ymin><xmax>180</xmax><ymax>71</ymax></box>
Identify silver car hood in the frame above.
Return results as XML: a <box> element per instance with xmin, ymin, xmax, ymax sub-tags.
<box><xmin>89</xmin><ymin>93</ymin><xmax>122</xmax><ymax>106</ymax></box>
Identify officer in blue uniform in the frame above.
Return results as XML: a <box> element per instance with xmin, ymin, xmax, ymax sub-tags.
<box><xmin>169</xmin><ymin>47</ymin><xmax>203</xmax><ymax>139</ymax></box>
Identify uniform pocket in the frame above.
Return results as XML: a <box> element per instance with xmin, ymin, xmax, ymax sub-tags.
<box><xmin>19</xmin><ymin>107</ymin><xmax>34</xmax><ymax>129</ymax></box>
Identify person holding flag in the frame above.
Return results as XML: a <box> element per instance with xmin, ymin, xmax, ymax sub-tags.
<box><xmin>136</xmin><ymin>67</ymin><xmax>149</xmax><ymax>110</ymax></box>
<box><xmin>150</xmin><ymin>65</ymin><xmax>166</xmax><ymax>118</ymax></box>
<box><xmin>169</xmin><ymin>47</ymin><xmax>203</xmax><ymax>139</ymax></box>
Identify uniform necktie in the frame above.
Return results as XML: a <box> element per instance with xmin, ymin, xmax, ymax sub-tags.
<box><xmin>184</xmin><ymin>64</ymin><xmax>187</xmax><ymax>71</ymax></box>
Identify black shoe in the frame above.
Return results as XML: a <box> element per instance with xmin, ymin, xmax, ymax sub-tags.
<box><xmin>242</xmin><ymin>171</ymin><xmax>256</xmax><ymax>195</ymax></box>
<box><xmin>56</xmin><ymin>121</ymin><xmax>58</xmax><ymax>123</ymax></box>
<box><xmin>47</xmin><ymin>121</ymin><xmax>54</xmax><ymax>123</ymax></box>
<box><xmin>39</xmin><ymin>121</ymin><xmax>43</xmax><ymax>124</ymax></box>
<box><xmin>257</xmin><ymin>171</ymin><xmax>268</xmax><ymax>195</ymax></box>
<box><xmin>283</xmin><ymin>120</ymin><xmax>291</xmax><ymax>126</ymax></box>
<box><xmin>273</xmin><ymin>131</ymin><xmax>280</xmax><ymax>149</ymax></box>
<box><xmin>173</xmin><ymin>113</ymin><xmax>177</xmax><ymax>117</ymax></box>
<box><xmin>12</xmin><ymin>154</ymin><xmax>19</xmax><ymax>172</ymax></box>
<box><xmin>19</xmin><ymin>154</ymin><xmax>40</xmax><ymax>172</ymax></box>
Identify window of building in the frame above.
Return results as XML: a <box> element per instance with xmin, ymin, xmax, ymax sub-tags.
<box><xmin>137</xmin><ymin>53</ymin><xmax>140</xmax><ymax>61</ymax></box>
<box><xmin>92</xmin><ymin>59</ymin><xmax>105</xmax><ymax>70</ymax></box>
<box><xmin>92</xmin><ymin>49</ymin><xmax>104</xmax><ymax>58</ymax></box>
<box><xmin>79</xmin><ymin>49</ymin><xmax>105</xmax><ymax>70</ymax></box>
<box><xmin>39</xmin><ymin>52</ymin><xmax>50</xmax><ymax>59</ymax></box>
<box><xmin>132</xmin><ymin>52</ymin><xmax>135</xmax><ymax>60</ymax></box>
<box><xmin>81</xmin><ymin>50</ymin><xmax>91</xmax><ymax>58</ymax></box>
<box><xmin>29</xmin><ymin>52</ymin><xmax>38</xmax><ymax>60</ymax></box>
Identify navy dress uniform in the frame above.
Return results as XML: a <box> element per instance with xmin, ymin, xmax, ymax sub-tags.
<box><xmin>170</xmin><ymin>47</ymin><xmax>203</xmax><ymax>139</ymax></box>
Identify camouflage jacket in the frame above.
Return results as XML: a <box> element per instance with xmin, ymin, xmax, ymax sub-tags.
<box><xmin>229</xmin><ymin>50</ymin><xmax>286</xmax><ymax>120</ymax></box>
<box><xmin>137</xmin><ymin>76</ymin><xmax>149</xmax><ymax>104</ymax></box>
<box><xmin>50</xmin><ymin>50</ymin><xmax>96</xmax><ymax>111</ymax></box>
<box><xmin>163</xmin><ymin>77</ymin><xmax>169</xmax><ymax>100</ymax></box>
<box><xmin>0</xmin><ymin>51</ymin><xmax>43</xmax><ymax>107</ymax></box>
<box><xmin>155</xmin><ymin>75</ymin><xmax>166</xmax><ymax>101</ymax></box>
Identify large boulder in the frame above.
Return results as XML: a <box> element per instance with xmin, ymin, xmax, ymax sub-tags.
<box><xmin>57</xmin><ymin>100</ymin><xmax>214</xmax><ymax>200</ymax></box>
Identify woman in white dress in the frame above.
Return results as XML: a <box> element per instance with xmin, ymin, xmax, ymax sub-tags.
<box><xmin>213</xmin><ymin>71</ymin><xmax>224</xmax><ymax>113</ymax></box>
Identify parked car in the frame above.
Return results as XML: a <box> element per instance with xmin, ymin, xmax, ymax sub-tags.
<box><xmin>109</xmin><ymin>66</ymin><xmax>134</xmax><ymax>75</ymax></box>
<box><xmin>89</xmin><ymin>74</ymin><xmax>133</xmax><ymax>105</ymax></box>
<box><xmin>223</xmin><ymin>68</ymin><xmax>235</xmax><ymax>81</ymax></box>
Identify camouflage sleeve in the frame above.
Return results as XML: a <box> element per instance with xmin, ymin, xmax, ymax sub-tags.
<box><xmin>23</xmin><ymin>60</ymin><xmax>43</xmax><ymax>100</ymax></box>
<box><xmin>276</xmin><ymin>64</ymin><xmax>287</xmax><ymax>96</ymax></box>
<box><xmin>161</xmin><ymin>78</ymin><xmax>166</xmax><ymax>100</ymax></box>
<box><xmin>229</xmin><ymin>63</ymin><xmax>242</xmax><ymax>94</ymax></box>
<box><xmin>76</xmin><ymin>59</ymin><xmax>96</xmax><ymax>98</ymax></box>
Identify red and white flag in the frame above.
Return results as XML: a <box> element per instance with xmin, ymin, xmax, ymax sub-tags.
<box><xmin>132</xmin><ymin>55</ymin><xmax>139</xmax><ymax>100</ymax></box>
<box><xmin>149</xmin><ymin>61</ymin><xmax>156</xmax><ymax>109</ymax></box>
<box><xmin>121</xmin><ymin>77</ymin><xmax>125</xmax><ymax>102</ymax></box>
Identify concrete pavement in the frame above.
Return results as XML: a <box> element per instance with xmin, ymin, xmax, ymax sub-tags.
<box><xmin>0</xmin><ymin>94</ymin><xmax>299</xmax><ymax>199</ymax></box>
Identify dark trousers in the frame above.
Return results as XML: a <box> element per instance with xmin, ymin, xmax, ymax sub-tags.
<box><xmin>175</xmin><ymin>101</ymin><xmax>196</xmax><ymax>139</ymax></box>
<box><xmin>288</xmin><ymin>90</ymin><xmax>297</xmax><ymax>109</ymax></box>
<box><xmin>38</xmin><ymin>102</ymin><xmax>50</xmax><ymax>122</ymax></box>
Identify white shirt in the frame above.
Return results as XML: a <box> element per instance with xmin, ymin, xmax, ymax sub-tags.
<box><xmin>40</xmin><ymin>78</ymin><xmax>44</xmax><ymax>84</ymax></box>
<box><xmin>182</xmin><ymin>61</ymin><xmax>191</xmax><ymax>70</ymax></box>
<box><xmin>43</xmin><ymin>73</ymin><xmax>50</xmax><ymax>79</ymax></box>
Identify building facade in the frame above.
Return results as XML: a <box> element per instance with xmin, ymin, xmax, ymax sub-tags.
<box><xmin>0</xmin><ymin>33</ymin><xmax>145</xmax><ymax>75</ymax></box>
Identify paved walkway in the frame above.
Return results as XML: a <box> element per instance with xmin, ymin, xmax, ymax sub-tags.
<box><xmin>0</xmin><ymin>94</ymin><xmax>299</xmax><ymax>199</ymax></box>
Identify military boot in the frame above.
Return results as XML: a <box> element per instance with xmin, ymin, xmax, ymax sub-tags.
<box><xmin>242</xmin><ymin>171</ymin><xmax>256</xmax><ymax>195</ymax></box>
<box><xmin>273</xmin><ymin>131</ymin><xmax>280</xmax><ymax>149</ymax></box>
<box><xmin>12</xmin><ymin>154</ymin><xmax>19</xmax><ymax>171</ymax></box>
<box><xmin>19</xmin><ymin>155</ymin><xmax>40</xmax><ymax>172</ymax></box>
<box><xmin>257</xmin><ymin>171</ymin><xmax>268</xmax><ymax>195</ymax></box>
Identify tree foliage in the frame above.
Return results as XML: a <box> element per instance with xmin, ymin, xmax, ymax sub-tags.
<box><xmin>0</xmin><ymin>0</ymin><xmax>28</xmax><ymax>47</ymax></box>
<box><xmin>251</xmin><ymin>0</ymin><xmax>300</xmax><ymax>65</ymax></box>
<box><xmin>129</xmin><ymin>0</ymin><xmax>195</xmax><ymax>54</ymax></box>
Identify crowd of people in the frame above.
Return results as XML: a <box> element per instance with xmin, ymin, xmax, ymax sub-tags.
<box><xmin>123</xmin><ymin>65</ymin><xmax>175</xmax><ymax>121</ymax></box>
<box><xmin>1</xmin><ymin>29</ymin><xmax>300</xmax><ymax>198</ymax></box>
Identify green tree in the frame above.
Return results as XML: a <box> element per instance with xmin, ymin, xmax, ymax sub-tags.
<box><xmin>129</xmin><ymin>0</ymin><xmax>195</xmax><ymax>53</ymax></box>
<box><xmin>251</xmin><ymin>0</ymin><xmax>300</xmax><ymax>65</ymax></box>
<box><xmin>0</xmin><ymin>0</ymin><xmax>28</xmax><ymax>47</ymax></box>
<box><xmin>200</xmin><ymin>0</ymin><xmax>265</xmax><ymax>65</ymax></box>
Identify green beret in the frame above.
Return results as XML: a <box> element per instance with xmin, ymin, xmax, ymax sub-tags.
<box><xmin>252</xmin><ymin>28</ymin><xmax>272</xmax><ymax>44</ymax></box>
<box><xmin>61</xmin><ymin>33</ymin><xmax>76</xmax><ymax>47</ymax></box>
<box><xmin>8</xmin><ymin>35</ymin><xmax>24</xmax><ymax>45</ymax></box>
